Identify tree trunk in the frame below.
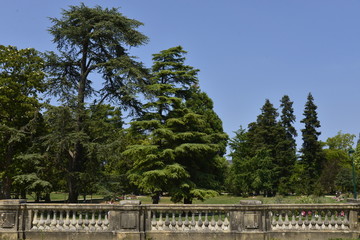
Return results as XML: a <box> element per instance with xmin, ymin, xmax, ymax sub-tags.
<box><xmin>2</xmin><ymin>176</ymin><xmax>12</xmax><ymax>199</ymax></box>
<box><xmin>2</xmin><ymin>141</ymin><xmax>14</xmax><ymax>199</ymax></box>
<box><xmin>67</xmin><ymin>170</ymin><xmax>79</xmax><ymax>203</ymax></box>
<box><xmin>67</xmin><ymin>47</ymin><xmax>88</xmax><ymax>203</ymax></box>
<box><xmin>184</xmin><ymin>197</ymin><xmax>192</xmax><ymax>204</ymax></box>
<box><xmin>151</xmin><ymin>193</ymin><xmax>160</xmax><ymax>204</ymax></box>
<box><xmin>20</xmin><ymin>190</ymin><xmax>26</xmax><ymax>199</ymax></box>
<box><xmin>44</xmin><ymin>193</ymin><xmax>51</xmax><ymax>202</ymax></box>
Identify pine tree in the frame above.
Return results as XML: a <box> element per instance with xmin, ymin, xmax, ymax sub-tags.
<box><xmin>299</xmin><ymin>93</ymin><xmax>324</xmax><ymax>194</ymax></box>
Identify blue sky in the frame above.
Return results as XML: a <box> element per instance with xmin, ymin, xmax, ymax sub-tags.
<box><xmin>1</xmin><ymin>0</ymin><xmax>360</xmax><ymax>150</ymax></box>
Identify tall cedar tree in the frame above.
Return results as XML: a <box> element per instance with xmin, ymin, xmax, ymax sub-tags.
<box><xmin>299</xmin><ymin>93</ymin><xmax>324</xmax><ymax>194</ymax></box>
<box><xmin>278</xmin><ymin>95</ymin><xmax>297</xmax><ymax>194</ymax></box>
<box><xmin>125</xmin><ymin>46</ymin><xmax>227</xmax><ymax>203</ymax></box>
<box><xmin>0</xmin><ymin>46</ymin><xmax>46</xmax><ymax>199</ymax></box>
<box><xmin>180</xmin><ymin>89</ymin><xmax>228</xmax><ymax>202</ymax></box>
<box><xmin>45</xmin><ymin>4</ymin><xmax>148</xmax><ymax>202</ymax></box>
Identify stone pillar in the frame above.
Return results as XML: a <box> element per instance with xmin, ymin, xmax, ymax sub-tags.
<box><xmin>109</xmin><ymin>200</ymin><xmax>142</xmax><ymax>232</ymax></box>
<box><xmin>235</xmin><ymin>200</ymin><xmax>264</xmax><ymax>232</ymax></box>
<box><xmin>349</xmin><ymin>209</ymin><xmax>359</xmax><ymax>231</ymax></box>
<box><xmin>0</xmin><ymin>199</ymin><xmax>26</xmax><ymax>240</ymax></box>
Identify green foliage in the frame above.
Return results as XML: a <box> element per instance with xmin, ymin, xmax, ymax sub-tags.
<box><xmin>44</xmin><ymin>3</ymin><xmax>148</xmax><ymax>202</ymax></box>
<box><xmin>125</xmin><ymin>46</ymin><xmax>227</xmax><ymax>204</ymax></box>
<box><xmin>298</xmin><ymin>93</ymin><xmax>325</xmax><ymax>194</ymax></box>
<box><xmin>46</xmin><ymin>3</ymin><xmax>149</xmax><ymax>107</ymax></box>
<box><xmin>228</xmin><ymin>98</ymin><xmax>297</xmax><ymax>196</ymax></box>
<box><xmin>277</xmin><ymin>95</ymin><xmax>297</xmax><ymax>194</ymax></box>
<box><xmin>326</xmin><ymin>131</ymin><xmax>355</xmax><ymax>151</ymax></box>
<box><xmin>0</xmin><ymin>45</ymin><xmax>46</xmax><ymax>198</ymax></box>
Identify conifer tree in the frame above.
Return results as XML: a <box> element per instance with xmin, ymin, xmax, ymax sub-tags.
<box><xmin>299</xmin><ymin>93</ymin><xmax>324</xmax><ymax>194</ymax></box>
<box><xmin>45</xmin><ymin>4</ymin><xmax>148</xmax><ymax>202</ymax></box>
<box><xmin>246</xmin><ymin>99</ymin><xmax>284</xmax><ymax>196</ymax></box>
<box><xmin>278</xmin><ymin>95</ymin><xmax>297</xmax><ymax>193</ymax></box>
<box><xmin>280</xmin><ymin>95</ymin><xmax>297</xmax><ymax>144</ymax></box>
<box><xmin>124</xmin><ymin>46</ymin><xmax>227</xmax><ymax>203</ymax></box>
<box><xmin>226</xmin><ymin>127</ymin><xmax>253</xmax><ymax>196</ymax></box>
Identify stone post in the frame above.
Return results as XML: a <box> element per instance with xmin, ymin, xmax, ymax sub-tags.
<box><xmin>349</xmin><ymin>209</ymin><xmax>359</xmax><ymax>231</ymax></box>
<box><xmin>0</xmin><ymin>199</ymin><xmax>26</xmax><ymax>240</ymax></box>
<box><xmin>109</xmin><ymin>200</ymin><xmax>143</xmax><ymax>239</ymax></box>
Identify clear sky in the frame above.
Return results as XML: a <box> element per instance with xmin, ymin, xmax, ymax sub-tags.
<box><xmin>1</xmin><ymin>0</ymin><xmax>360</xmax><ymax>150</ymax></box>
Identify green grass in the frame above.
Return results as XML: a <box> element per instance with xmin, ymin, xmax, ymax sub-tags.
<box><xmin>138</xmin><ymin>194</ymin><xmax>346</xmax><ymax>204</ymax></box>
<box><xmin>25</xmin><ymin>192</ymin><xmax>104</xmax><ymax>203</ymax></box>
<box><xmin>23</xmin><ymin>192</ymin><xmax>347</xmax><ymax>204</ymax></box>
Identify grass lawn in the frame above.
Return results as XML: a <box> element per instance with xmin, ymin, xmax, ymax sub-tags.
<box><xmin>24</xmin><ymin>192</ymin><xmax>346</xmax><ymax>204</ymax></box>
<box><xmin>26</xmin><ymin>192</ymin><xmax>104</xmax><ymax>203</ymax></box>
<box><xmin>138</xmin><ymin>194</ymin><xmax>346</xmax><ymax>204</ymax></box>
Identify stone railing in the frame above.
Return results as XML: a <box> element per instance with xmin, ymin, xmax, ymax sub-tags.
<box><xmin>1</xmin><ymin>199</ymin><xmax>360</xmax><ymax>240</ymax></box>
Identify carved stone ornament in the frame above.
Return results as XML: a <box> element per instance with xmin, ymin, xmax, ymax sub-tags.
<box><xmin>0</xmin><ymin>212</ymin><xmax>16</xmax><ymax>228</ymax></box>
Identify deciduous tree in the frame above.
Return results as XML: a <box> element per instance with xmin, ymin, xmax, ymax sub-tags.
<box><xmin>0</xmin><ymin>45</ymin><xmax>46</xmax><ymax>199</ymax></box>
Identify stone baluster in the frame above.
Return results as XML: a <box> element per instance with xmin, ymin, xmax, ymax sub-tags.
<box><xmin>330</xmin><ymin>213</ymin><xmax>336</xmax><ymax>229</ymax></box>
<box><xmin>32</xmin><ymin>210</ymin><xmax>39</xmax><ymax>230</ymax></box>
<box><xmin>184</xmin><ymin>212</ymin><xmax>190</xmax><ymax>230</ymax></box>
<box><xmin>164</xmin><ymin>212</ymin><xmax>170</xmax><ymax>230</ymax></box>
<box><xmin>50</xmin><ymin>211</ymin><xmax>57</xmax><ymax>230</ymax></box>
<box><xmin>198</xmin><ymin>212</ymin><xmax>203</xmax><ymax>229</ymax></box>
<box><xmin>57</xmin><ymin>210</ymin><xmax>64</xmax><ymax>230</ymax></box>
<box><xmin>315</xmin><ymin>211</ymin><xmax>324</xmax><ymax>229</ymax></box>
<box><xmin>177</xmin><ymin>212</ymin><xmax>183</xmax><ymax>230</ymax></box>
<box><xmin>291</xmin><ymin>212</ymin><xmax>297</xmax><ymax>229</ymax></box>
<box><xmin>324</xmin><ymin>212</ymin><xmax>330</xmax><ymax>229</ymax></box>
<box><xmin>284</xmin><ymin>212</ymin><xmax>290</xmax><ymax>228</ymax></box>
<box><xmin>223</xmin><ymin>213</ymin><xmax>229</xmax><ymax>231</ymax></box>
<box><xmin>270</xmin><ymin>211</ymin><xmax>277</xmax><ymax>228</ymax></box>
<box><xmin>64</xmin><ymin>210</ymin><xmax>70</xmax><ymax>230</ymax></box>
<box><xmin>90</xmin><ymin>212</ymin><xmax>96</xmax><ymax>231</ymax></box>
<box><xmin>103</xmin><ymin>212</ymin><xmax>109</xmax><ymax>230</ymax></box>
<box><xmin>343</xmin><ymin>211</ymin><xmax>349</xmax><ymax>228</ymax></box>
<box><xmin>310</xmin><ymin>211</ymin><xmax>316</xmax><ymax>229</ymax></box>
<box><xmin>38</xmin><ymin>211</ymin><xmax>45</xmax><ymax>230</ymax></box>
<box><xmin>45</xmin><ymin>211</ymin><xmax>51</xmax><ymax>230</ymax></box>
<box><xmin>190</xmin><ymin>212</ymin><xmax>196</xmax><ymax>230</ymax></box>
<box><xmin>210</xmin><ymin>212</ymin><xmax>216</xmax><ymax>230</ymax></box>
<box><xmin>70</xmin><ymin>211</ymin><xmax>77</xmax><ymax>231</ymax></box>
<box><xmin>158</xmin><ymin>212</ymin><xmax>164</xmax><ymax>230</ymax></box>
<box><xmin>171</xmin><ymin>212</ymin><xmax>176</xmax><ymax>230</ymax></box>
<box><xmin>304</xmin><ymin>212</ymin><xmax>310</xmax><ymax>228</ymax></box>
<box><xmin>76</xmin><ymin>212</ymin><xmax>83</xmax><ymax>230</ymax></box>
<box><xmin>204</xmin><ymin>212</ymin><xmax>209</xmax><ymax>230</ymax></box>
<box><xmin>278</xmin><ymin>212</ymin><xmax>283</xmax><ymax>228</ymax></box>
<box><xmin>95</xmin><ymin>211</ymin><xmax>103</xmax><ymax>231</ymax></box>
<box><xmin>336</xmin><ymin>211</ymin><xmax>343</xmax><ymax>228</ymax></box>
<box><xmin>84</xmin><ymin>212</ymin><xmax>89</xmax><ymax>231</ymax></box>
<box><xmin>217</xmin><ymin>211</ymin><xmax>223</xmax><ymax>230</ymax></box>
<box><xmin>151</xmin><ymin>212</ymin><xmax>157</xmax><ymax>230</ymax></box>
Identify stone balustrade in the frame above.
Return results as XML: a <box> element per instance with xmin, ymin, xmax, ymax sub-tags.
<box><xmin>148</xmin><ymin>206</ymin><xmax>231</xmax><ymax>231</ymax></box>
<box><xmin>1</xmin><ymin>200</ymin><xmax>360</xmax><ymax>240</ymax></box>
<box><xmin>31</xmin><ymin>208</ymin><xmax>110</xmax><ymax>231</ymax></box>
